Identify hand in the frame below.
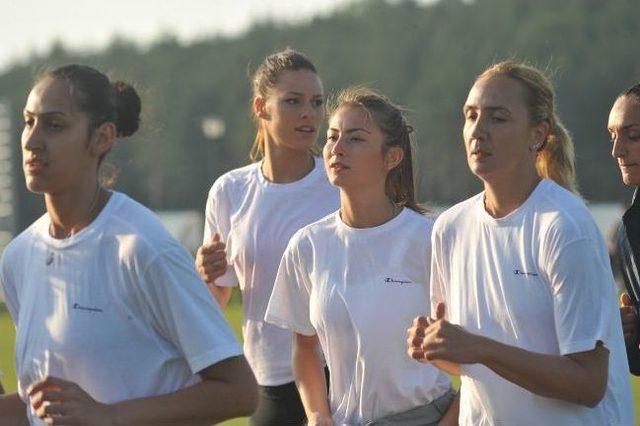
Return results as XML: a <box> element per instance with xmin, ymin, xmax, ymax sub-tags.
<box><xmin>307</xmin><ymin>412</ymin><xmax>334</xmax><ymax>426</ymax></box>
<box><xmin>195</xmin><ymin>233</ymin><xmax>228</xmax><ymax>285</ymax></box>
<box><xmin>28</xmin><ymin>376</ymin><xmax>115</xmax><ymax>426</ymax></box>
<box><xmin>620</xmin><ymin>292</ymin><xmax>639</xmax><ymax>345</ymax></box>
<box><xmin>418</xmin><ymin>302</ymin><xmax>483</xmax><ymax>365</ymax></box>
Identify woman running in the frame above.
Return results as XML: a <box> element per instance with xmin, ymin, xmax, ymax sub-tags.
<box><xmin>408</xmin><ymin>61</ymin><xmax>633</xmax><ymax>425</ymax></box>
<box><xmin>265</xmin><ymin>88</ymin><xmax>456</xmax><ymax>426</ymax></box>
<box><xmin>196</xmin><ymin>49</ymin><xmax>339</xmax><ymax>425</ymax></box>
<box><xmin>0</xmin><ymin>64</ymin><xmax>257</xmax><ymax>425</ymax></box>
<box><xmin>608</xmin><ymin>82</ymin><xmax>640</xmax><ymax>375</ymax></box>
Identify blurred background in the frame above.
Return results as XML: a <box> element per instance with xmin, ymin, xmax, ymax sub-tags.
<box><xmin>0</xmin><ymin>0</ymin><xmax>638</xmax><ymax>422</ymax></box>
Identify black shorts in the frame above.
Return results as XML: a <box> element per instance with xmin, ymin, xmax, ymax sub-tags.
<box><xmin>249</xmin><ymin>367</ymin><xmax>330</xmax><ymax>426</ymax></box>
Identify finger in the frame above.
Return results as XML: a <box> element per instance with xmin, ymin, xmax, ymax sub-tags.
<box><xmin>212</xmin><ymin>232</ymin><xmax>220</xmax><ymax>243</ymax></box>
<box><xmin>621</xmin><ymin>292</ymin><xmax>633</xmax><ymax>307</ymax></box>
<box><xmin>28</xmin><ymin>376</ymin><xmax>70</xmax><ymax>396</ymax></box>
<box><xmin>201</xmin><ymin>252</ymin><xmax>226</xmax><ymax>265</ymax></box>
<box><xmin>408</xmin><ymin>346</ymin><xmax>425</xmax><ymax>360</ymax></box>
<box><xmin>435</xmin><ymin>302</ymin><xmax>446</xmax><ymax>320</ymax></box>
<box><xmin>407</xmin><ymin>326</ymin><xmax>426</xmax><ymax>339</ymax></box>
<box><xmin>412</xmin><ymin>316</ymin><xmax>429</xmax><ymax>327</ymax></box>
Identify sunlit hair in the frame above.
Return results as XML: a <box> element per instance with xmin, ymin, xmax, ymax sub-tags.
<box><xmin>327</xmin><ymin>86</ymin><xmax>427</xmax><ymax>214</ymax></box>
<box><xmin>249</xmin><ymin>48</ymin><xmax>319</xmax><ymax>161</ymax></box>
<box><xmin>477</xmin><ymin>61</ymin><xmax>577</xmax><ymax>192</ymax></box>
<box><xmin>618</xmin><ymin>82</ymin><xmax>640</xmax><ymax>102</ymax></box>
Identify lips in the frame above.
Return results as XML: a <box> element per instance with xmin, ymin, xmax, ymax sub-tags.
<box><xmin>295</xmin><ymin>126</ymin><xmax>316</xmax><ymax>133</ymax></box>
<box><xmin>470</xmin><ymin>150</ymin><xmax>491</xmax><ymax>160</ymax></box>
<box><xmin>25</xmin><ymin>158</ymin><xmax>47</xmax><ymax>173</ymax></box>
<box><xmin>330</xmin><ymin>161</ymin><xmax>349</xmax><ymax>172</ymax></box>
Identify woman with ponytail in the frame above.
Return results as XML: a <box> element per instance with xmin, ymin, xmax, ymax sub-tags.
<box><xmin>0</xmin><ymin>65</ymin><xmax>257</xmax><ymax>425</ymax></box>
<box><xmin>265</xmin><ymin>87</ymin><xmax>456</xmax><ymax>426</ymax></box>
<box><xmin>195</xmin><ymin>49</ymin><xmax>338</xmax><ymax>425</ymax></box>
<box><xmin>408</xmin><ymin>61</ymin><xmax>633</xmax><ymax>425</ymax></box>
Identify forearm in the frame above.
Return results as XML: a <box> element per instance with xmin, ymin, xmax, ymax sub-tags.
<box><xmin>207</xmin><ymin>285</ymin><xmax>233</xmax><ymax>309</ymax></box>
<box><xmin>112</xmin><ymin>356</ymin><xmax>257</xmax><ymax>425</ymax></box>
<box><xmin>293</xmin><ymin>337</ymin><xmax>331</xmax><ymax>420</ymax></box>
<box><xmin>477</xmin><ymin>336</ymin><xmax>607</xmax><ymax>407</ymax></box>
<box><xmin>0</xmin><ymin>392</ymin><xmax>29</xmax><ymax>426</ymax></box>
<box><xmin>438</xmin><ymin>392</ymin><xmax>459</xmax><ymax>426</ymax></box>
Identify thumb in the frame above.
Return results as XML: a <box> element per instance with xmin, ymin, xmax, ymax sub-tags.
<box><xmin>212</xmin><ymin>232</ymin><xmax>221</xmax><ymax>243</ymax></box>
<box><xmin>621</xmin><ymin>292</ymin><xmax>633</xmax><ymax>307</ymax></box>
<box><xmin>435</xmin><ymin>302</ymin><xmax>446</xmax><ymax>320</ymax></box>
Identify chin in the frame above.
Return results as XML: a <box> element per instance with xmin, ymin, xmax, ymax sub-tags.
<box><xmin>24</xmin><ymin>176</ymin><xmax>49</xmax><ymax>194</ymax></box>
<box><xmin>622</xmin><ymin>174</ymin><xmax>640</xmax><ymax>186</ymax></box>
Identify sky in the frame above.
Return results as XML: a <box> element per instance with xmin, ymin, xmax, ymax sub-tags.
<box><xmin>0</xmin><ymin>0</ymin><xmax>364</xmax><ymax>73</ymax></box>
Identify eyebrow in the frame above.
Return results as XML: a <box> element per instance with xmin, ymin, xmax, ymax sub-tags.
<box><xmin>286</xmin><ymin>91</ymin><xmax>324</xmax><ymax>98</ymax></box>
<box><xmin>328</xmin><ymin>127</ymin><xmax>371</xmax><ymax>134</ymax></box>
<box><xmin>462</xmin><ymin>105</ymin><xmax>511</xmax><ymax>114</ymax></box>
<box><xmin>23</xmin><ymin>109</ymin><xmax>67</xmax><ymax>117</ymax></box>
<box><xmin>608</xmin><ymin>123</ymin><xmax>640</xmax><ymax>132</ymax></box>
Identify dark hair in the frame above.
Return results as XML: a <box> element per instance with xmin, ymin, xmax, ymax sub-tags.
<box><xmin>249</xmin><ymin>49</ymin><xmax>318</xmax><ymax>160</ymax></box>
<box><xmin>477</xmin><ymin>61</ymin><xmax>577</xmax><ymax>193</ymax></box>
<box><xmin>619</xmin><ymin>82</ymin><xmax>640</xmax><ymax>101</ymax></box>
<box><xmin>41</xmin><ymin>64</ymin><xmax>141</xmax><ymax>138</ymax></box>
<box><xmin>327</xmin><ymin>87</ymin><xmax>426</xmax><ymax>214</ymax></box>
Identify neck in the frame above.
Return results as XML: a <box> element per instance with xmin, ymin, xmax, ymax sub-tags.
<box><xmin>483</xmin><ymin>169</ymin><xmax>541</xmax><ymax>218</ymax></box>
<box><xmin>339</xmin><ymin>185</ymin><xmax>399</xmax><ymax>228</ymax></box>
<box><xmin>45</xmin><ymin>179</ymin><xmax>107</xmax><ymax>239</ymax></box>
<box><xmin>262</xmin><ymin>140</ymin><xmax>314</xmax><ymax>183</ymax></box>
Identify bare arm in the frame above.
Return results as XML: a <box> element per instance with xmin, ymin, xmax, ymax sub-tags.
<box><xmin>0</xmin><ymin>392</ymin><xmax>29</xmax><ymax>426</ymax></box>
<box><xmin>29</xmin><ymin>355</ymin><xmax>257</xmax><ymax>425</ymax></box>
<box><xmin>438</xmin><ymin>392</ymin><xmax>459</xmax><ymax>426</ymax></box>
<box><xmin>423</xmin><ymin>303</ymin><xmax>609</xmax><ymax>408</ymax></box>
<box><xmin>293</xmin><ymin>333</ymin><xmax>333</xmax><ymax>426</ymax></box>
<box><xmin>195</xmin><ymin>233</ymin><xmax>233</xmax><ymax>308</ymax></box>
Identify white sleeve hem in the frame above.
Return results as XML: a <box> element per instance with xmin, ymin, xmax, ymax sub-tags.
<box><xmin>188</xmin><ymin>342</ymin><xmax>244</xmax><ymax>374</ymax></box>
<box><xmin>559</xmin><ymin>337</ymin><xmax>606</xmax><ymax>356</ymax></box>
<box><xmin>264</xmin><ymin>314</ymin><xmax>316</xmax><ymax>336</ymax></box>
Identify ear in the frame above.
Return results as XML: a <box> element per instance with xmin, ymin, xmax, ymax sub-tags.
<box><xmin>384</xmin><ymin>146</ymin><xmax>404</xmax><ymax>171</ymax></box>
<box><xmin>253</xmin><ymin>96</ymin><xmax>270</xmax><ymax>120</ymax></box>
<box><xmin>89</xmin><ymin>122</ymin><xmax>116</xmax><ymax>158</ymax></box>
<box><xmin>530</xmin><ymin>120</ymin><xmax>550</xmax><ymax>152</ymax></box>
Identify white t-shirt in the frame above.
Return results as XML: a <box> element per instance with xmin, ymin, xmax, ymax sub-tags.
<box><xmin>265</xmin><ymin>208</ymin><xmax>452</xmax><ymax>425</ymax></box>
<box><xmin>431</xmin><ymin>179</ymin><xmax>633</xmax><ymax>425</ymax></box>
<box><xmin>204</xmin><ymin>157</ymin><xmax>339</xmax><ymax>385</ymax></box>
<box><xmin>0</xmin><ymin>192</ymin><xmax>242</xmax><ymax>425</ymax></box>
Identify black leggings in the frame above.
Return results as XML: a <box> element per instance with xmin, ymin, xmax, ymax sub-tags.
<box><xmin>249</xmin><ymin>368</ymin><xmax>330</xmax><ymax>426</ymax></box>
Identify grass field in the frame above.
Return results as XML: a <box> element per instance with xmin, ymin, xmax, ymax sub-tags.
<box><xmin>1</xmin><ymin>303</ymin><xmax>639</xmax><ymax>424</ymax></box>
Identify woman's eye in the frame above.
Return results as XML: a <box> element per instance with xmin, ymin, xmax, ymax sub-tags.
<box><xmin>465</xmin><ymin>112</ymin><xmax>477</xmax><ymax>121</ymax></box>
<box><xmin>285</xmin><ymin>98</ymin><xmax>298</xmax><ymax>105</ymax></box>
<box><xmin>492</xmin><ymin>116</ymin><xmax>507</xmax><ymax>122</ymax></box>
<box><xmin>313</xmin><ymin>99</ymin><xmax>324</xmax><ymax>108</ymax></box>
<box><xmin>327</xmin><ymin>135</ymin><xmax>337</xmax><ymax>142</ymax></box>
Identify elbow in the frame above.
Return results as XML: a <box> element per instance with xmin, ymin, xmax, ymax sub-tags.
<box><xmin>580</xmin><ymin>386</ymin><xmax>606</xmax><ymax>408</ymax></box>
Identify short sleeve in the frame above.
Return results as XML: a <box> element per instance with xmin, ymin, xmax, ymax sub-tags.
<box><xmin>0</xmin><ymin>247</ymin><xmax>20</xmax><ymax>325</ymax></box>
<box><xmin>544</xmin><ymin>237</ymin><xmax>615</xmax><ymax>355</ymax></box>
<box><xmin>264</xmin><ymin>232</ymin><xmax>316</xmax><ymax>336</ymax></box>
<box><xmin>429</xmin><ymin>223</ymin><xmax>447</xmax><ymax>318</ymax></box>
<box><xmin>203</xmin><ymin>181</ymin><xmax>237</xmax><ymax>287</ymax></box>
<box><xmin>140</xmin><ymin>246</ymin><xmax>242</xmax><ymax>373</ymax></box>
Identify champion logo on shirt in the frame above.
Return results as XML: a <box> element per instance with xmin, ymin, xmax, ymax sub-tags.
<box><xmin>513</xmin><ymin>269</ymin><xmax>538</xmax><ymax>277</ymax></box>
<box><xmin>72</xmin><ymin>303</ymin><xmax>104</xmax><ymax>313</ymax></box>
<box><xmin>384</xmin><ymin>277</ymin><xmax>412</xmax><ymax>285</ymax></box>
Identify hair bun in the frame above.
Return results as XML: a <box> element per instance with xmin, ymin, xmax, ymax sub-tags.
<box><xmin>112</xmin><ymin>81</ymin><xmax>141</xmax><ymax>137</ymax></box>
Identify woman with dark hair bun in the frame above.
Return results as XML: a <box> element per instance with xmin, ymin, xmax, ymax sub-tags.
<box><xmin>0</xmin><ymin>64</ymin><xmax>257</xmax><ymax>425</ymax></box>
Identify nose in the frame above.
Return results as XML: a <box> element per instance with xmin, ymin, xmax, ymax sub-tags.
<box><xmin>330</xmin><ymin>135</ymin><xmax>345</xmax><ymax>156</ymax></box>
<box><xmin>22</xmin><ymin>123</ymin><xmax>42</xmax><ymax>152</ymax></box>
<box><xmin>301</xmin><ymin>101</ymin><xmax>319</xmax><ymax>120</ymax></box>
<box><xmin>611</xmin><ymin>134</ymin><xmax>625</xmax><ymax>159</ymax></box>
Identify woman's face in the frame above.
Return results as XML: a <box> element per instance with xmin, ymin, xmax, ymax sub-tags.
<box><xmin>463</xmin><ymin>75</ymin><xmax>545</xmax><ymax>183</ymax></box>
<box><xmin>608</xmin><ymin>95</ymin><xmax>640</xmax><ymax>186</ymax></box>
<box><xmin>324</xmin><ymin>105</ymin><xmax>400</xmax><ymax>192</ymax></box>
<box><xmin>21</xmin><ymin>78</ymin><xmax>98</xmax><ymax>194</ymax></box>
<box><xmin>257</xmin><ymin>69</ymin><xmax>324</xmax><ymax>153</ymax></box>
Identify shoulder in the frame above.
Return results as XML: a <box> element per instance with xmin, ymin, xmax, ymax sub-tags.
<box><xmin>1</xmin><ymin>214</ymin><xmax>47</xmax><ymax>270</ymax></box>
<box><xmin>287</xmin><ymin>212</ymin><xmax>338</xmax><ymax>254</ymax></box>
<box><xmin>432</xmin><ymin>193</ymin><xmax>482</xmax><ymax>236</ymax></box>
<box><xmin>534</xmin><ymin>180</ymin><xmax>599</xmax><ymax>242</ymax></box>
<box><xmin>208</xmin><ymin>163</ymin><xmax>258</xmax><ymax>198</ymax></box>
<box><xmin>102</xmin><ymin>193</ymin><xmax>186</xmax><ymax>267</ymax></box>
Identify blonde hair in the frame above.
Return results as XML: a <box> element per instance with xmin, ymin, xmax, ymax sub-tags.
<box><xmin>249</xmin><ymin>48</ymin><xmax>318</xmax><ymax>161</ymax></box>
<box><xmin>477</xmin><ymin>61</ymin><xmax>577</xmax><ymax>192</ymax></box>
<box><xmin>327</xmin><ymin>87</ymin><xmax>427</xmax><ymax>214</ymax></box>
